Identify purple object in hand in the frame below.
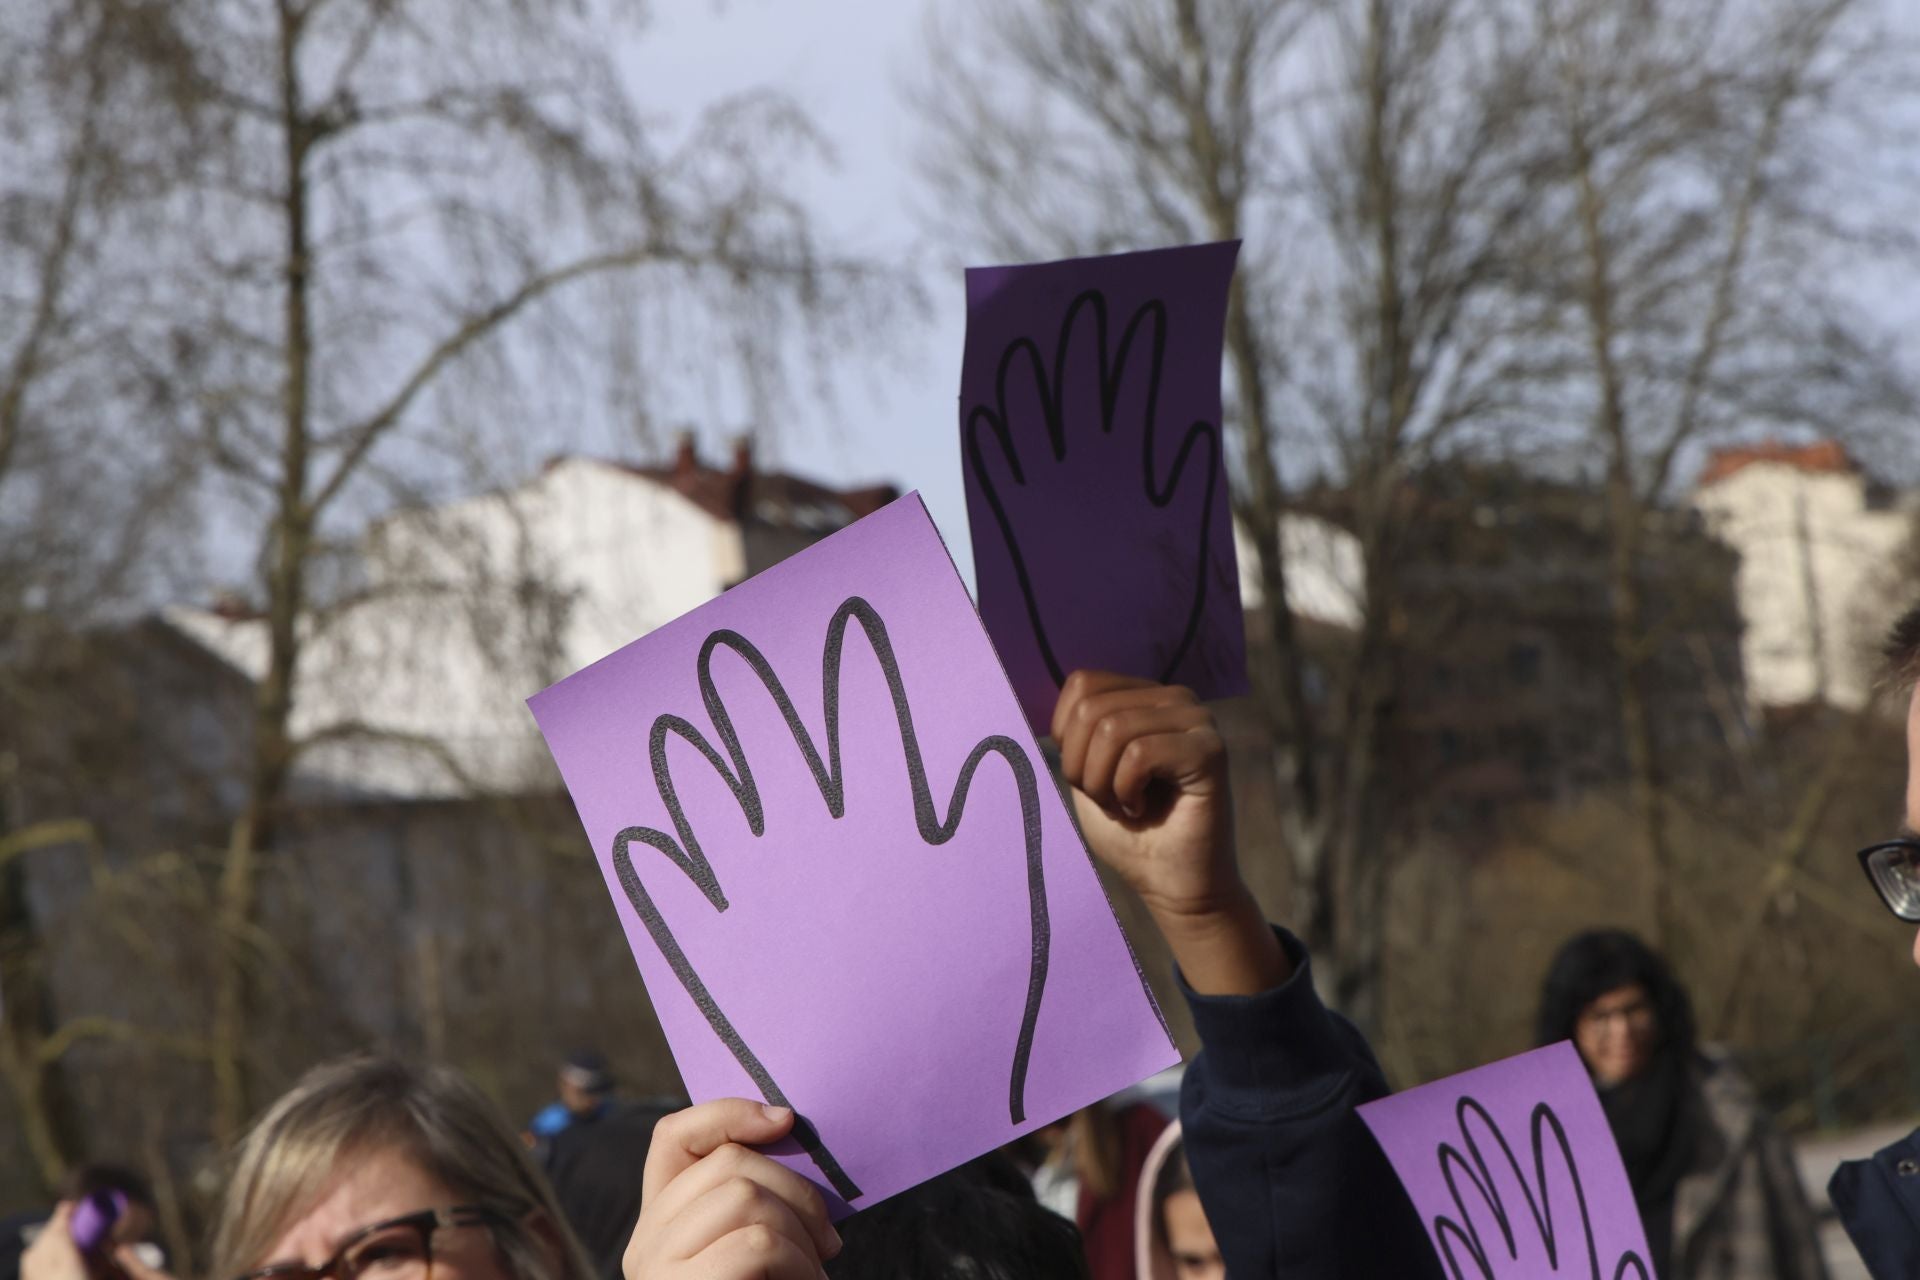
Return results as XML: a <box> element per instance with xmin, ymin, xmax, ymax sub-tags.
<box><xmin>961</xmin><ymin>241</ymin><xmax>1249</xmax><ymax>731</ymax></box>
<box><xmin>69</xmin><ymin>1189</ymin><xmax>126</xmax><ymax>1255</ymax></box>
<box><xmin>1357</xmin><ymin>1042</ymin><xmax>1656</xmax><ymax>1278</ymax></box>
<box><xmin>526</xmin><ymin>493</ymin><xmax>1179</xmax><ymax>1218</ymax></box>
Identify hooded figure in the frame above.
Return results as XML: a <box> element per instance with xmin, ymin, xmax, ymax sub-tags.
<box><xmin>1019</xmin><ymin>1102</ymin><xmax>1169</xmax><ymax>1279</ymax></box>
<box><xmin>1133</xmin><ymin>1123</ymin><xmax>1221</xmax><ymax>1280</ymax></box>
<box><xmin>1536</xmin><ymin>930</ymin><xmax>1829</xmax><ymax>1280</ymax></box>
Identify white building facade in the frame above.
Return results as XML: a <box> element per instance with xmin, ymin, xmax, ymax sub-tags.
<box><xmin>165</xmin><ymin>444</ymin><xmax>896</xmax><ymax>799</ymax></box>
<box><xmin>1691</xmin><ymin>442</ymin><xmax>1916</xmax><ymax>711</ymax></box>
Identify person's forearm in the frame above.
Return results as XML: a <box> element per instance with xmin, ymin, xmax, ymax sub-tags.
<box><xmin>1147</xmin><ymin>886</ymin><xmax>1290</xmax><ymax>995</ymax></box>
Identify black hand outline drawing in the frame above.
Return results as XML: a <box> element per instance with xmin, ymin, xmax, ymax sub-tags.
<box><xmin>1430</xmin><ymin>1096</ymin><xmax>1652</xmax><ymax>1280</ymax></box>
<box><xmin>607</xmin><ymin>595</ymin><xmax>1052</xmax><ymax>1205</ymax></box>
<box><xmin>965</xmin><ymin>288</ymin><xmax>1224</xmax><ymax>690</ymax></box>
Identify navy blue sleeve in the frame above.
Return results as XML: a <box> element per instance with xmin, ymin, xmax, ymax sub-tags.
<box><xmin>1177</xmin><ymin>928</ymin><xmax>1442</xmax><ymax>1279</ymax></box>
<box><xmin>1831</xmin><ymin>1128</ymin><xmax>1920</xmax><ymax>1280</ymax></box>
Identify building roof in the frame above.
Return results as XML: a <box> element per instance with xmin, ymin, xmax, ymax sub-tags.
<box><xmin>560</xmin><ymin>437</ymin><xmax>898</xmax><ymax>533</ymax></box>
<box><xmin>1696</xmin><ymin>440</ymin><xmax>1858</xmax><ymax>488</ymax></box>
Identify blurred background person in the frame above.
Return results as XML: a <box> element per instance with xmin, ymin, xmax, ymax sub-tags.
<box><xmin>1134</xmin><ymin>1124</ymin><xmax>1221</xmax><ymax>1280</ymax></box>
<box><xmin>1010</xmin><ymin>1099</ymin><xmax>1169</xmax><ymax>1280</ymax></box>
<box><xmin>207</xmin><ymin>1056</ymin><xmax>596</xmax><ymax>1280</ymax></box>
<box><xmin>1537</xmin><ymin>929</ymin><xmax>1828</xmax><ymax>1280</ymax></box>
<box><xmin>526</xmin><ymin>1050</ymin><xmax>616</xmax><ymax>1152</ymax></box>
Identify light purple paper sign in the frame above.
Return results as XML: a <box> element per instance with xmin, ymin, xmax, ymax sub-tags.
<box><xmin>1358</xmin><ymin>1042</ymin><xmax>1656</xmax><ymax>1279</ymax></box>
<box><xmin>961</xmin><ymin>241</ymin><xmax>1249</xmax><ymax>731</ymax></box>
<box><xmin>527</xmin><ymin>493</ymin><xmax>1178</xmax><ymax>1218</ymax></box>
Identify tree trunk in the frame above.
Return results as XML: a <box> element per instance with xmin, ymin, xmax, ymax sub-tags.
<box><xmin>1569</xmin><ymin>108</ymin><xmax>1673</xmax><ymax>947</ymax></box>
<box><xmin>1603</xmin><ymin>469</ymin><xmax>1673</xmax><ymax>947</ymax></box>
<box><xmin>0</xmin><ymin>797</ymin><xmax>79</xmax><ymax>1194</ymax></box>
<box><xmin>211</xmin><ymin>0</ymin><xmax>316</xmax><ymax>1147</ymax></box>
<box><xmin>1224</xmin><ymin>288</ymin><xmax>1331</xmax><ymax>944</ymax></box>
<box><xmin>1168</xmin><ymin>0</ymin><xmax>1333</xmax><ymax>974</ymax></box>
<box><xmin>1793</xmin><ymin>489</ymin><xmax>1830</xmax><ymax>703</ymax></box>
<box><xmin>1315</xmin><ymin>0</ymin><xmax>1411</xmax><ymax>1030</ymax></box>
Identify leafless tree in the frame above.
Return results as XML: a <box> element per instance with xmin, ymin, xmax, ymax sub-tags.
<box><xmin>913</xmin><ymin>0</ymin><xmax>1562</xmax><ymax>1027</ymax></box>
<box><xmin>0</xmin><ymin>0</ymin><xmax>216</xmax><ymax>1199</ymax></box>
<box><xmin>1519</xmin><ymin>0</ymin><xmax>1919</xmax><ymax>948</ymax></box>
<box><xmin>1</xmin><ymin>0</ymin><xmax>897</xmax><ymax>1156</ymax></box>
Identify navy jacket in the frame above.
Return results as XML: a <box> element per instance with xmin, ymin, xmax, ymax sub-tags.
<box><xmin>1831</xmin><ymin>1127</ymin><xmax>1920</xmax><ymax>1279</ymax></box>
<box><xmin>1177</xmin><ymin>928</ymin><xmax>1442</xmax><ymax>1278</ymax></box>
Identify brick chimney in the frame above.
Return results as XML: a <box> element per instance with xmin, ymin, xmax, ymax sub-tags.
<box><xmin>673</xmin><ymin>429</ymin><xmax>698</xmax><ymax>478</ymax></box>
<box><xmin>726</xmin><ymin>433</ymin><xmax>754</xmax><ymax>519</ymax></box>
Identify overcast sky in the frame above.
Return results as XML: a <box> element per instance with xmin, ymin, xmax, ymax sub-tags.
<box><xmin>618</xmin><ymin>0</ymin><xmax>975</xmax><ymax>572</ymax></box>
<box><xmin>197</xmin><ymin>0</ymin><xmax>1915</xmax><ymax>599</ymax></box>
<box><xmin>611</xmin><ymin>0</ymin><xmax>1920</xmax><ymax>579</ymax></box>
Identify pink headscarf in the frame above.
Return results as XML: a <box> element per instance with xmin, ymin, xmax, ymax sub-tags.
<box><xmin>1132</xmin><ymin>1120</ymin><xmax>1185</xmax><ymax>1280</ymax></box>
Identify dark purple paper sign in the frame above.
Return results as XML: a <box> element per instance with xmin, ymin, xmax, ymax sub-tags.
<box><xmin>1358</xmin><ymin>1042</ymin><xmax>1656</xmax><ymax>1279</ymax></box>
<box><xmin>961</xmin><ymin>241</ymin><xmax>1249</xmax><ymax>730</ymax></box>
<box><xmin>527</xmin><ymin>494</ymin><xmax>1179</xmax><ymax>1219</ymax></box>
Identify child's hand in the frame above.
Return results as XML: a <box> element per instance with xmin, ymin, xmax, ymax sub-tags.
<box><xmin>1053</xmin><ymin>671</ymin><xmax>1289</xmax><ymax>994</ymax></box>
<box><xmin>624</xmin><ymin>1100</ymin><xmax>841</xmax><ymax>1280</ymax></box>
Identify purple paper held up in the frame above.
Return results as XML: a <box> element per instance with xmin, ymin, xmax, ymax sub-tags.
<box><xmin>1358</xmin><ymin>1042</ymin><xmax>1657</xmax><ymax>1279</ymax></box>
<box><xmin>525</xmin><ymin>493</ymin><xmax>1179</xmax><ymax>1219</ymax></box>
<box><xmin>961</xmin><ymin>241</ymin><xmax>1249</xmax><ymax>731</ymax></box>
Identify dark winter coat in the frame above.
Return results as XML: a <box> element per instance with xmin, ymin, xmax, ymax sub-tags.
<box><xmin>1832</xmin><ymin>1126</ymin><xmax>1920</xmax><ymax>1279</ymax></box>
<box><xmin>1175</xmin><ymin>927</ymin><xmax>1443</xmax><ymax>1278</ymax></box>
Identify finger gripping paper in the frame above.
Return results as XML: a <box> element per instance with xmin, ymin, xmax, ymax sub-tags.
<box><xmin>527</xmin><ymin>494</ymin><xmax>1179</xmax><ymax>1218</ymax></box>
<box><xmin>961</xmin><ymin>241</ymin><xmax>1250</xmax><ymax>730</ymax></box>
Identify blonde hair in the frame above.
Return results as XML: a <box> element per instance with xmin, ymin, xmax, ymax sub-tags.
<box><xmin>210</xmin><ymin>1056</ymin><xmax>596</xmax><ymax>1280</ymax></box>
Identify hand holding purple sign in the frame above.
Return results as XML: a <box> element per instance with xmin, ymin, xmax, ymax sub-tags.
<box><xmin>1358</xmin><ymin>1043</ymin><xmax>1656</xmax><ymax>1280</ymax></box>
<box><xmin>528</xmin><ymin>494</ymin><xmax>1178</xmax><ymax>1218</ymax></box>
<box><xmin>962</xmin><ymin>242</ymin><xmax>1249</xmax><ymax>731</ymax></box>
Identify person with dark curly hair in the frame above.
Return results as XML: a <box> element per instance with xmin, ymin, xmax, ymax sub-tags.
<box><xmin>1537</xmin><ymin>930</ymin><xmax>1826</xmax><ymax>1280</ymax></box>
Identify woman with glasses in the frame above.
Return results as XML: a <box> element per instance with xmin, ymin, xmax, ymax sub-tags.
<box><xmin>206</xmin><ymin>1057</ymin><xmax>595</xmax><ymax>1280</ymax></box>
<box><xmin>1536</xmin><ymin>930</ymin><xmax>1828</xmax><ymax>1280</ymax></box>
<box><xmin>207</xmin><ymin>1059</ymin><xmax>838</xmax><ymax>1280</ymax></box>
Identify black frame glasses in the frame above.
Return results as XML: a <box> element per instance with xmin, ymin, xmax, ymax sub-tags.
<box><xmin>1858</xmin><ymin>838</ymin><xmax>1920</xmax><ymax>923</ymax></box>
<box><xmin>234</xmin><ymin>1205</ymin><xmax>510</xmax><ymax>1280</ymax></box>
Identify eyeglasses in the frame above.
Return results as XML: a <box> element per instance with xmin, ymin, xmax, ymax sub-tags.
<box><xmin>1576</xmin><ymin>997</ymin><xmax>1655</xmax><ymax>1033</ymax></box>
<box><xmin>1858</xmin><ymin>838</ymin><xmax>1920</xmax><ymax>922</ymax></box>
<box><xmin>234</xmin><ymin>1206</ymin><xmax>511</xmax><ymax>1280</ymax></box>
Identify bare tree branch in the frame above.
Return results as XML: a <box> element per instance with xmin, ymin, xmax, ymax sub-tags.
<box><xmin>34</xmin><ymin>1017</ymin><xmax>212</xmax><ymax>1067</ymax></box>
